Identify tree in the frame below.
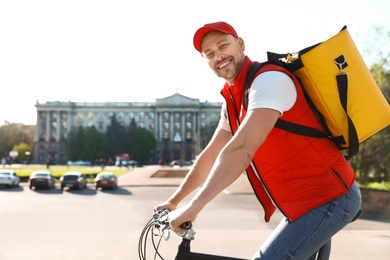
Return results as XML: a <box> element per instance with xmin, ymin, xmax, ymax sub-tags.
<box><xmin>106</xmin><ymin>114</ymin><xmax>127</xmax><ymax>156</ymax></box>
<box><xmin>133</xmin><ymin>127</ymin><xmax>156</xmax><ymax>164</ymax></box>
<box><xmin>65</xmin><ymin>126</ymin><xmax>85</xmax><ymax>161</ymax></box>
<box><xmin>350</xmin><ymin>37</ymin><xmax>390</xmax><ymax>183</ymax></box>
<box><xmin>82</xmin><ymin>126</ymin><xmax>108</xmax><ymax>161</ymax></box>
<box><xmin>0</xmin><ymin>122</ymin><xmax>34</xmax><ymax>161</ymax></box>
<box><xmin>12</xmin><ymin>142</ymin><xmax>32</xmax><ymax>163</ymax></box>
<box><xmin>126</xmin><ymin>118</ymin><xmax>137</xmax><ymax>159</ymax></box>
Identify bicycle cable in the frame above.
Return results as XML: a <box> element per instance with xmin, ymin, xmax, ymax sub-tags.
<box><xmin>138</xmin><ymin>212</ymin><xmax>170</xmax><ymax>260</ymax></box>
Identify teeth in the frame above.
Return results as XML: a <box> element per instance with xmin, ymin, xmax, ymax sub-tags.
<box><xmin>219</xmin><ymin>61</ymin><xmax>230</xmax><ymax>69</ymax></box>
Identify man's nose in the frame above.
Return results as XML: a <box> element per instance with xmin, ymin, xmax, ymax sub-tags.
<box><xmin>215</xmin><ymin>52</ymin><xmax>224</xmax><ymax>61</ymax></box>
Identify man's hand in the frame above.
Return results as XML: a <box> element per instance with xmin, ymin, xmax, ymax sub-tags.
<box><xmin>168</xmin><ymin>204</ymin><xmax>198</xmax><ymax>233</ymax></box>
<box><xmin>154</xmin><ymin>201</ymin><xmax>177</xmax><ymax>213</ymax></box>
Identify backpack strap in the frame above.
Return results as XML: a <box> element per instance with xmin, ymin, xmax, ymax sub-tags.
<box><xmin>244</xmin><ymin>63</ymin><xmax>329</xmax><ymax>139</ymax></box>
<box><xmin>334</xmin><ymin>55</ymin><xmax>359</xmax><ymax>159</ymax></box>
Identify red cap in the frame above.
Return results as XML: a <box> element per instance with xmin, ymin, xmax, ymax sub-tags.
<box><xmin>193</xmin><ymin>22</ymin><xmax>238</xmax><ymax>53</ymax></box>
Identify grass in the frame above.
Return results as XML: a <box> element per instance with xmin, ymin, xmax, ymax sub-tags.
<box><xmin>3</xmin><ymin>164</ymin><xmax>130</xmax><ymax>183</ymax></box>
<box><xmin>359</xmin><ymin>182</ymin><xmax>390</xmax><ymax>191</ymax></box>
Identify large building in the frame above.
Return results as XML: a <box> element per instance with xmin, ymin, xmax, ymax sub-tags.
<box><xmin>33</xmin><ymin>93</ymin><xmax>222</xmax><ymax>165</ymax></box>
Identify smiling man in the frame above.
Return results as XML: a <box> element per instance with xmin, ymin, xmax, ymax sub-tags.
<box><xmin>154</xmin><ymin>21</ymin><xmax>362</xmax><ymax>260</ymax></box>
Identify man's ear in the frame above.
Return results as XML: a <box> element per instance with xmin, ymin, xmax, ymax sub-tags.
<box><xmin>238</xmin><ymin>37</ymin><xmax>245</xmax><ymax>51</ymax></box>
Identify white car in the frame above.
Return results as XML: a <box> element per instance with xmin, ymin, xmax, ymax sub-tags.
<box><xmin>0</xmin><ymin>169</ymin><xmax>20</xmax><ymax>187</ymax></box>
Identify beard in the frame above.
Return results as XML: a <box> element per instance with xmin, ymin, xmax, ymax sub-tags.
<box><xmin>214</xmin><ymin>57</ymin><xmax>244</xmax><ymax>83</ymax></box>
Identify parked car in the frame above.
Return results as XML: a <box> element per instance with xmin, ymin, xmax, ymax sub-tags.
<box><xmin>0</xmin><ymin>169</ymin><xmax>20</xmax><ymax>187</ymax></box>
<box><xmin>95</xmin><ymin>172</ymin><xmax>117</xmax><ymax>190</ymax></box>
<box><xmin>170</xmin><ymin>159</ymin><xmax>192</xmax><ymax>167</ymax></box>
<box><xmin>60</xmin><ymin>172</ymin><xmax>87</xmax><ymax>190</ymax></box>
<box><xmin>29</xmin><ymin>170</ymin><xmax>55</xmax><ymax>189</ymax></box>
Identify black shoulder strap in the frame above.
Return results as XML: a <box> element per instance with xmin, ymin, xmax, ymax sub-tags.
<box><xmin>244</xmin><ymin>63</ymin><xmax>329</xmax><ymax>139</ymax></box>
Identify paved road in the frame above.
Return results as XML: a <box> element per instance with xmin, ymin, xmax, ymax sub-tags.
<box><xmin>0</xmin><ymin>165</ymin><xmax>389</xmax><ymax>260</ymax></box>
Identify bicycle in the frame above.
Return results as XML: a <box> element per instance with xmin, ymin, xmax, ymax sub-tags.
<box><xmin>138</xmin><ymin>208</ymin><xmax>362</xmax><ymax>260</ymax></box>
<box><xmin>138</xmin><ymin>209</ymin><xmax>246</xmax><ymax>260</ymax></box>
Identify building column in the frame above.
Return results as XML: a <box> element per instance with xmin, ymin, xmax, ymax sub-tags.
<box><xmin>193</xmin><ymin>112</ymin><xmax>198</xmax><ymax>156</ymax></box>
<box><xmin>56</xmin><ymin>110</ymin><xmax>61</xmax><ymax>141</ymax></box>
<box><xmin>45</xmin><ymin>112</ymin><xmax>50</xmax><ymax>142</ymax></box>
<box><xmin>155</xmin><ymin>111</ymin><xmax>160</xmax><ymax>141</ymax></box>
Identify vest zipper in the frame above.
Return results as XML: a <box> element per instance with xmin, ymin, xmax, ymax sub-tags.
<box><xmin>332</xmin><ymin>168</ymin><xmax>350</xmax><ymax>190</ymax></box>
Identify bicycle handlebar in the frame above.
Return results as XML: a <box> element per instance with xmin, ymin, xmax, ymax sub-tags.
<box><xmin>153</xmin><ymin>209</ymin><xmax>195</xmax><ymax>240</ymax></box>
<box><xmin>181</xmin><ymin>221</ymin><xmax>192</xmax><ymax>230</ymax></box>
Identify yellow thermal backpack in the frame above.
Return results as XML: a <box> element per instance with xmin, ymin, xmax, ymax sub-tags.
<box><xmin>245</xmin><ymin>26</ymin><xmax>390</xmax><ymax>160</ymax></box>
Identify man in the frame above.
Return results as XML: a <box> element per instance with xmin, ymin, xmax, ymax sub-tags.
<box><xmin>154</xmin><ymin>22</ymin><xmax>362</xmax><ymax>259</ymax></box>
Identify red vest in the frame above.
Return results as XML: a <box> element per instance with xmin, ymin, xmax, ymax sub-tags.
<box><xmin>221</xmin><ymin>57</ymin><xmax>356</xmax><ymax>222</ymax></box>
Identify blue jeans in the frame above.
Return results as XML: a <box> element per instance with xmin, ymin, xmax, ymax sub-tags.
<box><xmin>251</xmin><ymin>181</ymin><xmax>362</xmax><ymax>260</ymax></box>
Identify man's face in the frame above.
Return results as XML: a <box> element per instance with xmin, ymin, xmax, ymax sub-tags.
<box><xmin>201</xmin><ymin>31</ymin><xmax>245</xmax><ymax>84</ymax></box>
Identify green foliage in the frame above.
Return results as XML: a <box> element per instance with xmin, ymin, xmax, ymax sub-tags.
<box><xmin>12</xmin><ymin>142</ymin><xmax>32</xmax><ymax>161</ymax></box>
<box><xmin>106</xmin><ymin>114</ymin><xmax>127</xmax><ymax>156</ymax></box>
<box><xmin>82</xmin><ymin>126</ymin><xmax>108</xmax><ymax>160</ymax></box>
<box><xmin>66</xmin><ymin>126</ymin><xmax>84</xmax><ymax>160</ymax></box>
<box><xmin>133</xmin><ymin>127</ymin><xmax>157</xmax><ymax>164</ymax></box>
<box><xmin>350</xmin><ymin>28</ymin><xmax>390</xmax><ymax>184</ymax></box>
<box><xmin>359</xmin><ymin>182</ymin><xmax>390</xmax><ymax>191</ymax></box>
<box><xmin>0</xmin><ymin>123</ymin><xmax>34</xmax><ymax>160</ymax></box>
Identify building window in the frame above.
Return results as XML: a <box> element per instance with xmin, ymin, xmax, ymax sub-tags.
<box><xmin>149</xmin><ymin>112</ymin><xmax>154</xmax><ymax>120</ymax></box>
<box><xmin>174</xmin><ymin>132</ymin><xmax>182</xmax><ymax>142</ymax></box>
<box><xmin>139</xmin><ymin>112</ymin><xmax>145</xmax><ymax>120</ymax></box>
<box><xmin>163</xmin><ymin>112</ymin><xmax>170</xmax><ymax>120</ymax></box>
<box><xmin>88</xmin><ymin>112</ymin><xmax>94</xmax><ymax>120</ymax></box>
<box><xmin>116</xmin><ymin>112</ymin><xmax>124</xmax><ymax>120</ymax></box>
<box><xmin>77</xmin><ymin>112</ymin><xmax>84</xmax><ymax>120</ymax></box>
<box><xmin>175</xmin><ymin>112</ymin><xmax>181</xmax><ymax>119</ymax></box>
<box><xmin>97</xmin><ymin>112</ymin><xmax>104</xmax><ymax>120</ymax></box>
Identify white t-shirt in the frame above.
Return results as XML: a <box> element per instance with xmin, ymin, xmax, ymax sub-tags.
<box><xmin>219</xmin><ymin>71</ymin><xmax>297</xmax><ymax>131</ymax></box>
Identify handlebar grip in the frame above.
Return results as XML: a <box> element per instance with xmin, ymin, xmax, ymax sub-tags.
<box><xmin>180</xmin><ymin>221</ymin><xmax>192</xmax><ymax>229</ymax></box>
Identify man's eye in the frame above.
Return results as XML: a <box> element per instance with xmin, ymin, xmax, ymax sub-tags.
<box><xmin>205</xmin><ymin>53</ymin><xmax>214</xmax><ymax>59</ymax></box>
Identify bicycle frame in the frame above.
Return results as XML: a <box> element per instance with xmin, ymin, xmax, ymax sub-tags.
<box><xmin>175</xmin><ymin>237</ymin><xmax>247</xmax><ymax>260</ymax></box>
<box><xmin>139</xmin><ymin>209</ymin><xmax>248</xmax><ymax>260</ymax></box>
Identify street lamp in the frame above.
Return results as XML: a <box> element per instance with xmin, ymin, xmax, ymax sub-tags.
<box><xmin>25</xmin><ymin>151</ymin><xmax>31</xmax><ymax>164</ymax></box>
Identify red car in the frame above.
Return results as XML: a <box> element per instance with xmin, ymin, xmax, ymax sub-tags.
<box><xmin>95</xmin><ymin>172</ymin><xmax>117</xmax><ymax>190</ymax></box>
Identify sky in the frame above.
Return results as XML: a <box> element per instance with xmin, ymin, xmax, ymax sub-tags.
<box><xmin>1</xmin><ymin>0</ymin><xmax>389</xmax><ymax>126</ymax></box>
